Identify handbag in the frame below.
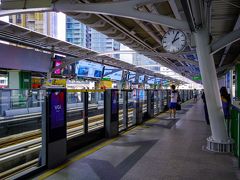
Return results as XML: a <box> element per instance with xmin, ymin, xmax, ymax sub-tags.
<box><xmin>176</xmin><ymin>103</ymin><xmax>181</xmax><ymax>110</ymax></box>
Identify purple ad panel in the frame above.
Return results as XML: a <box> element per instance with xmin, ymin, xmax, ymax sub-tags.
<box><xmin>50</xmin><ymin>92</ymin><xmax>65</xmax><ymax>129</ymax></box>
<box><xmin>111</xmin><ymin>90</ymin><xmax>118</xmax><ymax>114</ymax></box>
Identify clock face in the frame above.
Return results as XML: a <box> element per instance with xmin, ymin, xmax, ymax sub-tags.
<box><xmin>162</xmin><ymin>29</ymin><xmax>187</xmax><ymax>53</ymax></box>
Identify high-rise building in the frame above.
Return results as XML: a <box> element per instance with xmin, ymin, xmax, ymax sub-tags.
<box><xmin>66</xmin><ymin>16</ymin><xmax>120</xmax><ymax>58</ymax></box>
<box><xmin>9</xmin><ymin>12</ymin><xmax>58</xmax><ymax>37</ymax></box>
<box><xmin>66</xmin><ymin>16</ymin><xmax>87</xmax><ymax>46</ymax></box>
<box><xmin>133</xmin><ymin>53</ymin><xmax>160</xmax><ymax>72</ymax></box>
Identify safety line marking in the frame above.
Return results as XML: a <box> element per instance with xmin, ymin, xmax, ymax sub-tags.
<box><xmin>38</xmin><ymin>128</ymin><xmax>136</xmax><ymax>180</ymax></box>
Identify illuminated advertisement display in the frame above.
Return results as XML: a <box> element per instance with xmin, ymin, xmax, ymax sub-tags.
<box><xmin>155</xmin><ymin>78</ymin><xmax>161</xmax><ymax>84</ymax></box>
<box><xmin>128</xmin><ymin>71</ymin><xmax>136</xmax><ymax>83</ymax></box>
<box><xmin>50</xmin><ymin>91</ymin><xmax>65</xmax><ymax>129</ymax></box>
<box><xmin>147</xmin><ymin>77</ymin><xmax>155</xmax><ymax>84</ymax></box>
<box><xmin>139</xmin><ymin>89</ymin><xmax>145</xmax><ymax>100</ymax></box>
<box><xmin>111</xmin><ymin>90</ymin><xmax>118</xmax><ymax>115</ymax></box>
<box><xmin>139</xmin><ymin>75</ymin><xmax>145</xmax><ymax>84</ymax></box>
<box><xmin>75</xmin><ymin>60</ymin><xmax>103</xmax><ymax>78</ymax></box>
<box><xmin>103</xmin><ymin>66</ymin><xmax>123</xmax><ymax>81</ymax></box>
<box><xmin>53</xmin><ymin>61</ymin><xmax>62</xmax><ymax>75</ymax></box>
<box><xmin>162</xmin><ymin>80</ymin><xmax>169</xmax><ymax>86</ymax></box>
<box><xmin>47</xmin><ymin>89</ymin><xmax>66</xmax><ymax>143</ymax></box>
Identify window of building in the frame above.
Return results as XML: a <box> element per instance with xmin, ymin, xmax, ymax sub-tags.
<box><xmin>9</xmin><ymin>16</ymin><xmax>13</xmax><ymax>23</ymax></box>
<box><xmin>16</xmin><ymin>14</ymin><xmax>22</xmax><ymax>24</ymax></box>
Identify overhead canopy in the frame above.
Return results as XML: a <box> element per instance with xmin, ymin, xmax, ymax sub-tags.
<box><xmin>0</xmin><ymin>20</ymin><xmax>181</xmax><ymax>84</ymax></box>
<box><xmin>0</xmin><ymin>0</ymin><xmax>238</xmax><ymax>79</ymax></box>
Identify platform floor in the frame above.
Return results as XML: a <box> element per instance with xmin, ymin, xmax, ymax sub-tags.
<box><xmin>39</xmin><ymin>100</ymin><xmax>239</xmax><ymax>180</ymax></box>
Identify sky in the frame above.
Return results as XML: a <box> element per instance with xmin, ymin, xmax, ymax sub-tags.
<box><xmin>0</xmin><ymin>16</ymin><xmax>9</xmax><ymax>22</ymax></box>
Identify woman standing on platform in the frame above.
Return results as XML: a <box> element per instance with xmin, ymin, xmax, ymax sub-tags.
<box><xmin>169</xmin><ymin>85</ymin><xmax>178</xmax><ymax>119</ymax></box>
<box><xmin>201</xmin><ymin>90</ymin><xmax>210</xmax><ymax>125</ymax></box>
<box><xmin>220</xmin><ymin>87</ymin><xmax>231</xmax><ymax>136</ymax></box>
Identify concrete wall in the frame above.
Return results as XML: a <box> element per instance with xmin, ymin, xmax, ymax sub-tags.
<box><xmin>0</xmin><ymin>43</ymin><xmax>51</xmax><ymax>72</ymax></box>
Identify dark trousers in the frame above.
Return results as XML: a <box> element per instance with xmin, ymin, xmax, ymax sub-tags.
<box><xmin>204</xmin><ymin>103</ymin><xmax>210</xmax><ymax>125</ymax></box>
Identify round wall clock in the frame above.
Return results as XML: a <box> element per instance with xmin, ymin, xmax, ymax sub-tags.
<box><xmin>162</xmin><ymin>29</ymin><xmax>187</xmax><ymax>53</ymax></box>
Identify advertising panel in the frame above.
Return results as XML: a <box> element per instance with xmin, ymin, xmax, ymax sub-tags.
<box><xmin>47</xmin><ymin>88</ymin><xmax>66</xmax><ymax>143</ymax></box>
<box><xmin>75</xmin><ymin>60</ymin><xmax>103</xmax><ymax>78</ymax></box>
<box><xmin>50</xmin><ymin>91</ymin><xmax>65</xmax><ymax>129</ymax></box>
<box><xmin>155</xmin><ymin>78</ymin><xmax>161</xmax><ymax>84</ymax></box>
<box><xmin>147</xmin><ymin>77</ymin><xmax>155</xmax><ymax>84</ymax></box>
<box><xmin>103</xmin><ymin>66</ymin><xmax>123</xmax><ymax>81</ymax></box>
<box><xmin>139</xmin><ymin>89</ymin><xmax>145</xmax><ymax>101</ymax></box>
<box><xmin>111</xmin><ymin>90</ymin><xmax>119</xmax><ymax>121</ymax></box>
<box><xmin>53</xmin><ymin>61</ymin><xmax>62</xmax><ymax>75</ymax></box>
<box><xmin>128</xmin><ymin>71</ymin><xmax>136</xmax><ymax>83</ymax></box>
<box><xmin>139</xmin><ymin>75</ymin><xmax>145</xmax><ymax>84</ymax></box>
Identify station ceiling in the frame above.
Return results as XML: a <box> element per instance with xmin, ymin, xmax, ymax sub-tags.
<box><xmin>0</xmin><ymin>0</ymin><xmax>239</xmax><ymax>80</ymax></box>
<box><xmin>64</xmin><ymin>0</ymin><xmax>199</xmax><ymax>81</ymax></box>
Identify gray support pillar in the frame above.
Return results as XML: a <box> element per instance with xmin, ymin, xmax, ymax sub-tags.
<box><xmin>194</xmin><ymin>28</ymin><xmax>230</xmax><ymax>145</ymax></box>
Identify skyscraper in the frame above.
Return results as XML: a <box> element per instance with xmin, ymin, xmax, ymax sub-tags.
<box><xmin>66</xmin><ymin>16</ymin><xmax>120</xmax><ymax>58</ymax></box>
<box><xmin>9</xmin><ymin>12</ymin><xmax>58</xmax><ymax>38</ymax></box>
<box><xmin>132</xmin><ymin>53</ymin><xmax>160</xmax><ymax>72</ymax></box>
<box><xmin>66</xmin><ymin>16</ymin><xmax>87</xmax><ymax>46</ymax></box>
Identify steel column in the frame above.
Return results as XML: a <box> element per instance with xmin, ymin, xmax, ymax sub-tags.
<box><xmin>194</xmin><ymin>28</ymin><xmax>228</xmax><ymax>143</ymax></box>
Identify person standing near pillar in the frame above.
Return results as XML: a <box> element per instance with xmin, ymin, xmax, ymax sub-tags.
<box><xmin>193</xmin><ymin>89</ymin><xmax>198</xmax><ymax>102</ymax></box>
<box><xmin>201</xmin><ymin>90</ymin><xmax>210</xmax><ymax>125</ymax></box>
<box><xmin>220</xmin><ymin>87</ymin><xmax>231</xmax><ymax>136</ymax></box>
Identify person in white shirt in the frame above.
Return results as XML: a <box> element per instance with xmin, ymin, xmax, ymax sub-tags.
<box><xmin>169</xmin><ymin>85</ymin><xmax>178</xmax><ymax>118</ymax></box>
<box><xmin>193</xmin><ymin>89</ymin><xmax>198</xmax><ymax>102</ymax></box>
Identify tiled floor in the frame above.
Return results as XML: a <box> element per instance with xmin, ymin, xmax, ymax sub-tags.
<box><xmin>41</xmin><ymin>100</ymin><xmax>239</xmax><ymax>180</ymax></box>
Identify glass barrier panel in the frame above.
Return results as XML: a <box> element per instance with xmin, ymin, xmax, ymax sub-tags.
<box><xmin>0</xmin><ymin>89</ymin><xmax>45</xmax><ymax>120</ymax></box>
<box><xmin>128</xmin><ymin>91</ymin><xmax>135</xmax><ymax>127</ymax></box>
<box><xmin>163</xmin><ymin>90</ymin><xmax>168</xmax><ymax>109</ymax></box>
<box><xmin>0</xmin><ymin>89</ymin><xmax>45</xmax><ymax>179</ymax></box>
<box><xmin>88</xmin><ymin>91</ymin><xmax>104</xmax><ymax>133</ymax></box>
<box><xmin>184</xmin><ymin>90</ymin><xmax>187</xmax><ymax>101</ymax></box>
<box><xmin>154</xmin><ymin>91</ymin><xmax>158</xmax><ymax>115</ymax></box>
<box><xmin>66</xmin><ymin>92</ymin><xmax>84</xmax><ymax>140</ymax></box>
<box><xmin>143</xmin><ymin>90</ymin><xmax>147</xmax><ymax>113</ymax></box>
<box><xmin>118</xmin><ymin>91</ymin><xmax>124</xmax><ymax>131</ymax></box>
<box><xmin>158</xmin><ymin>90</ymin><xmax>163</xmax><ymax>112</ymax></box>
<box><xmin>180</xmin><ymin>90</ymin><xmax>184</xmax><ymax>103</ymax></box>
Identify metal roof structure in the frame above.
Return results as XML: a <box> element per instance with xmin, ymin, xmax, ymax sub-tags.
<box><xmin>0</xmin><ymin>20</ymin><xmax>182</xmax><ymax>84</ymax></box>
<box><xmin>0</xmin><ymin>0</ymin><xmax>239</xmax><ymax>79</ymax></box>
<box><xmin>210</xmin><ymin>0</ymin><xmax>240</xmax><ymax>76</ymax></box>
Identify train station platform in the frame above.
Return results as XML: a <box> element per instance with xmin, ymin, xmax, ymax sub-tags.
<box><xmin>37</xmin><ymin>100</ymin><xmax>239</xmax><ymax>180</ymax></box>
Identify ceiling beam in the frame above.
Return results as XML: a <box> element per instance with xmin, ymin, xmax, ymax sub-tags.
<box><xmin>169</xmin><ymin>0</ymin><xmax>182</xmax><ymax>20</ymax></box>
<box><xmin>0</xmin><ymin>8</ymin><xmax>52</xmax><ymax>16</ymax></box>
<box><xmin>98</xmin><ymin>50</ymin><xmax>198</xmax><ymax>66</ymax></box>
<box><xmin>0</xmin><ymin>0</ymin><xmax>190</xmax><ymax>31</ymax></box>
<box><xmin>218</xmin><ymin>15</ymin><xmax>240</xmax><ymax>67</ymax></box>
<box><xmin>211</xmin><ymin>28</ymin><xmax>240</xmax><ymax>54</ymax></box>
<box><xmin>55</xmin><ymin>0</ymin><xmax>190</xmax><ymax>31</ymax></box>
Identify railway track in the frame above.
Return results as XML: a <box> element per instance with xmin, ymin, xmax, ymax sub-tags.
<box><xmin>0</xmin><ymin>107</ymin><xmax>135</xmax><ymax>149</ymax></box>
<box><xmin>0</xmin><ymin>109</ymin><xmax>136</xmax><ymax>179</ymax></box>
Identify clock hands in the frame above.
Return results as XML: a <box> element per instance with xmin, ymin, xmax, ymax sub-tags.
<box><xmin>172</xmin><ymin>31</ymin><xmax>179</xmax><ymax>44</ymax></box>
<box><xmin>172</xmin><ymin>37</ymin><xmax>180</xmax><ymax>44</ymax></box>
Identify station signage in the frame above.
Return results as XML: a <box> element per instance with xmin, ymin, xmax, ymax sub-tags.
<box><xmin>192</xmin><ymin>76</ymin><xmax>202</xmax><ymax>81</ymax></box>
